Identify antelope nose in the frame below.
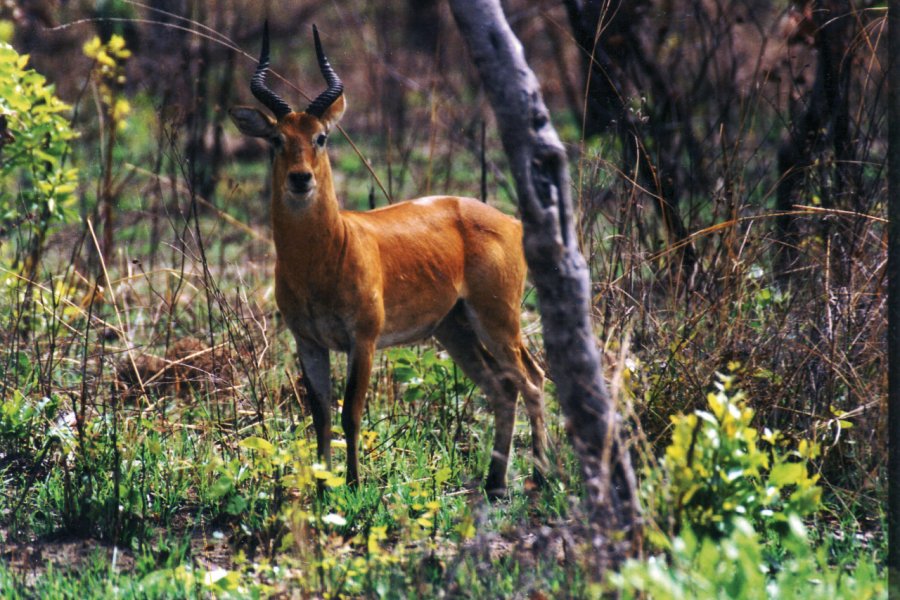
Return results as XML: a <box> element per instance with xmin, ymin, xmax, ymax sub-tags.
<box><xmin>288</xmin><ymin>171</ymin><xmax>313</xmax><ymax>192</ymax></box>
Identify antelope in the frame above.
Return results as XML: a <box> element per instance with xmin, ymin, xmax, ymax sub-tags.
<box><xmin>229</xmin><ymin>24</ymin><xmax>548</xmax><ymax>497</ymax></box>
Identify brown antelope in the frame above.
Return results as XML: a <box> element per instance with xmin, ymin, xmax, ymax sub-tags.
<box><xmin>229</xmin><ymin>24</ymin><xmax>548</xmax><ymax>497</ymax></box>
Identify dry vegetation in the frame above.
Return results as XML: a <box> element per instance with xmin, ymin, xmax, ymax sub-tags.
<box><xmin>0</xmin><ymin>0</ymin><xmax>887</xmax><ymax>597</ymax></box>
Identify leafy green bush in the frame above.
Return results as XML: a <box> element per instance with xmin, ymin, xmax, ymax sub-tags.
<box><xmin>0</xmin><ymin>42</ymin><xmax>78</xmax><ymax>274</ymax></box>
<box><xmin>0</xmin><ymin>390</ymin><xmax>58</xmax><ymax>459</ymax></box>
<box><xmin>614</xmin><ymin>516</ymin><xmax>884</xmax><ymax>599</ymax></box>
<box><xmin>615</xmin><ymin>373</ymin><xmax>885</xmax><ymax>598</ymax></box>
<box><xmin>645</xmin><ymin>372</ymin><xmax>821</xmax><ymax>542</ymax></box>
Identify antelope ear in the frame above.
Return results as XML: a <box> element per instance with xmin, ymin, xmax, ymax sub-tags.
<box><xmin>318</xmin><ymin>94</ymin><xmax>346</xmax><ymax>130</ymax></box>
<box><xmin>229</xmin><ymin>107</ymin><xmax>278</xmax><ymax>140</ymax></box>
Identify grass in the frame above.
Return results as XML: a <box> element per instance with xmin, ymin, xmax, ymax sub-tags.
<box><xmin>0</xmin><ymin>209</ymin><xmax>585</xmax><ymax>595</ymax></box>
<box><xmin>0</xmin><ymin>108</ymin><xmax>888</xmax><ymax>591</ymax></box>
<box><xmin>0</xmin><ymin>162</ymin><xmax>885</xmax><ymax>596</ymax></box>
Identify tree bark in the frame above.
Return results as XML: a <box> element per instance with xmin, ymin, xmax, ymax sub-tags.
<box><xmin>449</xmin><ymin>0</ymin><xmax>640</xmax><ymax>574</ymax></box>
<box><xmin>775</xmin><ymin>0</ymin><xmax>854</xmax><ymax>277</ymax></box>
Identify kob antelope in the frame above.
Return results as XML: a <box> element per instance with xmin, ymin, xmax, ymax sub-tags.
<box><xmin>230</xmin><ymin>24</ymin><xmax>547</xmax><ymax>497</ymax></box>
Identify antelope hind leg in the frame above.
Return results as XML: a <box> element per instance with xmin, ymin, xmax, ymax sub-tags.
<box><xmin>434</xmin><ymin>304</ymin><xmax>517</xmax><ymax>499</ymax></box>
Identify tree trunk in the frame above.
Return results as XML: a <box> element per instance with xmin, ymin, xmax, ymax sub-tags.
<box><xmin>775</xmin><ymin>0</ymin><xmax>854</xmax><ymax>278</ymax></box>
<box><xmin>449</xmin><ymin>0</ymin><xmax>640</xmax><ymax>575</ymax></box>
<box><xmin>563</xmin><ymin>0</ymin><xmax>697</xmax><ymax>280</ymax></box>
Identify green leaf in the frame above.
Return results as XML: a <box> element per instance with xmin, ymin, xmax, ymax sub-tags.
<box><xmin>209</xmin><ymin>475</ymin><xmax>234</xmax><ymax>499</ymax></box>
<box><xmin>239</xmin><ymin>436</ymin><xmax>275</xmax><ymax>455</ymax></box>
<box><xmin>392</xmin><ymin>365</ymin><xmax>417</xmax><ymax>383</ymax></box>
<box><xmin>768</xmin><ymin>462</ymin><xmax>805</xmax><ymax>487</ymax></box>
<box><xmin>434</xmin><ymin>466</ymin><xmax>452</xmax><ymax>486</ymax></box>
<box><xmin>225</xmin><ymin>494</ymin><xmax>248</xmax><ymax>515</ymax></box>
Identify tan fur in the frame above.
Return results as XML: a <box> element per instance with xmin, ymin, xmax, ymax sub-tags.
<box><xmin>231</xmin><ymin>88</ymin><xmax>548</xmax><ymax>496</ymax></box>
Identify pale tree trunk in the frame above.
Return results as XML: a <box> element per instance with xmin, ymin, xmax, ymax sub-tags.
<box><xmin>449</xmin><ymin>0</ymin><xmax>640</xmax><ymax>573</ymax></box>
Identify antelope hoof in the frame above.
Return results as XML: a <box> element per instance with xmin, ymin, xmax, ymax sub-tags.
<box><xmin>484</xmin><ymin>473</ymin><xmax>508</xmax><ymax>501</ymax></box>
<box><xmin>485</xmin><ymin>484</ymin><xmax>508</xmax><ymax>502</ymax></box>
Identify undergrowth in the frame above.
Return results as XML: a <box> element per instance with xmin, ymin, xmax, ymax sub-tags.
<box><xmin>0</xmin><ymin>6</ymin><xmax>888</xmax><ymax>598</ymax></box>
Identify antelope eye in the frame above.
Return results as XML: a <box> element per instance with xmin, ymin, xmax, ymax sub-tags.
<box><xmin>315</xmin><ymin>133</ymin><xmax>328</xmax><ymax>147</ymax></box>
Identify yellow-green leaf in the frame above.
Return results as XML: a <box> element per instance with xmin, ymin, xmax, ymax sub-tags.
<box><xmin>239</xmin><ymin>436</ymin><xmax>275</xmax><ymax>455</ymax></box>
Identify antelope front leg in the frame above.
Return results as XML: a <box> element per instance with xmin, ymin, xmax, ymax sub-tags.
<box><xmin>296</xmin><ymin>337</ymin><xmax>333</xmax><ymax>469</ymax></box>
<box><xmin>342</xmin><ymin>340</ymin><xmax>375</xmax><ymax>487</ymax></box>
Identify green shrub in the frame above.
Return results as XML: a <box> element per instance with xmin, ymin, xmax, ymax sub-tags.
<box><xmin>0</xmin><ymin>42</ymin><xmax>78</xmax><ymax>275</ymax></box>
<box><xmin>615</xmin><ymin>372</ymin><xmax>886</xmax><ymax>598</ymax></box>
<box><xmin>645</xmin><ymin>371</ymin><xmax>821</xmax><ymax>542</ymax></box>
<box><xmin>614</xmin><ymin>516</ymin><xmax>884</xmax><ymax>599</ymax></box>
<box><xmin>0</xmin><ymin>390</ymin><xmax>58</xmax><ymax>459</ymax></box>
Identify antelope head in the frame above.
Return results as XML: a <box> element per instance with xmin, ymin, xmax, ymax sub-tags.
<box><xmin>229</xmin><ymin>22</ymin><xmax>346</xmax><ymax>209</ymax></box>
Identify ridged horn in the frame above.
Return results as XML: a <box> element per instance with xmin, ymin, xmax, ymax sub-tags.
<box><xmin>305</xmin><ymin>25</ymin><xmax>344</xmax><ymax>119</ymax></box>
<box><xmin>250</xmin><ymin>20</ymin><xmax>292</xmax><ymax>120</ymax></box>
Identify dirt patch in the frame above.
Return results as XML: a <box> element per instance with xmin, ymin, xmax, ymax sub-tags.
<box><xmin>1</xmin><ymin>533</ymin><xmax>136</xmax><ymax>587</ymax></box>
<box><xmin>116</xmin><ymin>336</ymin><xmax>236</xmax><ymax>400</ymax></box>
<box><xmin>1</xmin><ymin>520</ymin><xmax>237</xmax><ymax>587</ymax></box>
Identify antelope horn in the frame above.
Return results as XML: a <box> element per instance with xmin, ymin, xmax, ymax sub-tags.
<box><xmin>305</xmin><ymin>25</ymin><xmax>344</xmax><ymax>119</ymax></box>
<box><xmin>250</xmin><ymin>20</ymin><xmax>292</xmax><ymax>120</ymax></box>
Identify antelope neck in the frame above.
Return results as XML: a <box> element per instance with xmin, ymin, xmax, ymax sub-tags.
<box><xmin>271</xmin><ymin>181</ymin><xmax>347</xmax><ymax>267</ymax></box>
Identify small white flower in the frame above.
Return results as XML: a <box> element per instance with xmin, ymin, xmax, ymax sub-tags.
<box><xmin>322</xmin><ymin>513</ymin><xmax>347</xmax><ymax>526</ymax></box>
<box><xmin>203</xmin><ymin>568</ymin><xmax>229</xmax><ymax>585</ymax></box>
